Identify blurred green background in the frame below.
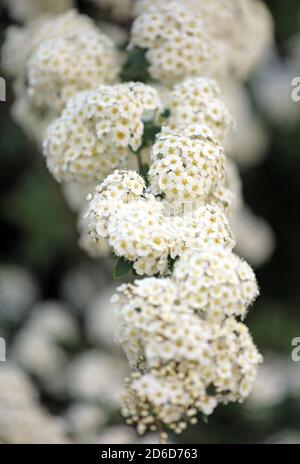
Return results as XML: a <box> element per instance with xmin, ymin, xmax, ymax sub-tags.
<box><xmin>0</xmin><ymin>0</ymin><xmax>300</xmax><ymax>444</ymax></box>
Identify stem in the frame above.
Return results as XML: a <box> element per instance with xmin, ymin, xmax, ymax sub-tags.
<box><xmin>136</xmin><ymin>150</ymin><xmax>143</xmax><ymax>174</ymax></box>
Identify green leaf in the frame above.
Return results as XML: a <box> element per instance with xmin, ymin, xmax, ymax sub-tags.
<box><xmin>113</xmin><ymin>257</ymin><xmax>133</xmax><ymax>279</ymax></box>
<box><xmin>120</xmin><ymin>47</ymin><xmax>151</xmax><ymax>83</ymax></box>
<box><xmin>142</xmin><ymin>120</ymin><xmax>161</xmax><ymax>149</ymax></box>
<box><xmin>140</xmin><ymin>163</ymin><xmax>150</xmax><ymax>185</ymax></box>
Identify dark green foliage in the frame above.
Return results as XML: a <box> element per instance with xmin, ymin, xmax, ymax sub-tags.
<box><xmin>141</xmin><ymin>120</ymin><xmax>161</xmax><ymax>149</ymax></box>
<box><xmin>113</xmin><ymin>257</ymin><xmax>133</xmax><ymax>279</ymax></box>
<box><xmin>139</xmin><ymin>162</ymin><xmax>150</xmax><ymax>185</ymax></box>
<box><xmin>120</xmin><ymin>47</ymin><xmax>151</xmax><ymax>83</ymax></box>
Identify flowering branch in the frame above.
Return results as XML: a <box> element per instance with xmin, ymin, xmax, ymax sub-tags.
<box><xmin>2</xmin><ymin>0</ymin><xmax>274</xmax><ymax>444</ymax></box>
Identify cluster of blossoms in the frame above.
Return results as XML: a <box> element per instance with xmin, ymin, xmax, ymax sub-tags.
<box><xmin>190</xmin><ymin>0</ymin><xmax>273</xmax><ymax>79</ymax></box>
<box><xmin>173</xmin><ymin>248</ymin><xmax>259</xmax><ymax>322</ymax></box>
<box><xmin>2</xmin><ymin>0</ymin><xmax>273</xmax><ymax>443</ymax></box>
<box><xmin>86</xmin><ymin>171</ymin><xmax>176</xmax><ymax>276</ymax></box>
<box><xmin>113</xmin><ymin>249</ymin><xmax>261</xmax><ymax>436</ymax></box>
<box><xmin>2</xmin><ymin>10</ymin><xmax>96</xmax><ymax>88</ymax></box>
<box><xmin>2</xmin><ymin>10</ymin><xmax>120</xmax><ymax>143</ymax></box>
<box><xmin>44</xmin><ymin>83</ymin><xmax>162</xmax><ymax>183</ymax></box>
<box><xmin>133</xmin><ymin>0</ymin><xmax>273</xmax><ymax>81</ymax></box>
<box><xmin>4</xmin><ymin>0</ymin><xmax>73</xmax><ymax>23</ymax></box>
<box><xmin>164</xmin><ymin>78</ymin><xmax>233</xmax><ymax>144</ymax></box>
<box><xmin>11</xmin><ymin>93</ymin><xmax>55</xmax><ymax>146</ymax></box>
<box><xmin>86</xmin><ymin>158</ymin><xmax>234</xmax><ymax>275</ymax></box>
<box><xmin>27</xmin><ymin>29</ymin><xmax>120</xmax><ymax>115</ymax></box>
<box><xmin>0</xmin><ymin>365</ymin><xmax>68</xmax><ymax>444</ymax></box>
<box><xmin>148</xmin><ymin>125</ymin><xmax>225</xmax><ymax>205</ymax></box>
<box><xmin>129</xmin><ymin>1</ymin><xmax>217</xmax><ymax>85</ymax></box>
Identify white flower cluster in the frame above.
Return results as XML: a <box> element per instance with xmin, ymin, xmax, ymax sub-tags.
<box><xmin>86</xmin><ymin>167</ymin><xmax>234</xmax><ymax>276</ymax></box>
<box><xmin>148</xmin><ymin>126</ymin><xmax>225</xmax><ymax>204</ymax></box>
<box><xmin>2</xmin><ymin>10</ymin><xmax>118</xmax><ymax>143</ymax></box>
<box><xmin>27</xmin><ymin>29</ymin><xmax>120</xmax><ymax>114</ymax></box>
<box><xmin>2</xmin><ymin>10</ymin><xmax>95</xmax><ymax>85</ymax></box>
<box><xmin>43</xmin><ymin>83</ymin><xmax>162</xmax><ymax>183</ymax></box>
<box><xmin>232</xmin><ymin>206</ymin><xmax>275</xmax><ymax>268</ymax></box>
<box><xmin>5</xmin><ymin>0</ymin><xmax>73</xmax><ymax>23</ymax></box>
<box><xmin>171</xmin><ymin>204</ymin><xmax>235</xmax><ymax>253</ymax></box>
<box><xmin>129</xmin><ymin>1</ymin><xmax>217</xmax><ymax>85</ymax></box>
<box><xmin>165</xmin><ymin>78</ymin><xmax>233</xmax><ymax>144</ymax></box>
<box><xmin>135</xmin><ymin>0</ymin><xmax>273</xmax><ymax>80</ymax></box>
<box><xmin>173</xmin><ymin>248</ymin><xmax>259</xmax><ymax>322</ymax></box>
<box><xmin>189</xmin><ymin>0</ymin><xmax>273</xmax><ymax>79</ymax></box>
<box><xmin>86</xmin><ymin>170</ymin><xmax>173</xmax><ymax>275</ymax></box>
<box><xmin>1</xmin><ymin>0</ymin><xmax>269</xmax><ymax>442</ymax></box>
<box><xmin>0</xmin><ymin>365</ymin><xmax>68</xmax><ymax>444</ymax></box>
<box><xmin>0</xmin><ymin>266</ymin><xmax>38</xmax><ymax>325</ymax></box>
<box><xmin>67</xmin><ymin>351</ymin><xmax>129</xmax><ymax>408</ymax></box>
<box><xmin>223</xmin><ymin>80</ymin><xmax>269</xmax><ymax>167</ymax></box>
<box><xmin>11</xmin><ymin>93</ymin><xmax>54</xmax><ymax>145</ymax></box>
<box><xmin>113</xmin><ymin>251</ymin><xmax>261</xmax><ymax>436</ymax></box>
<box><xmin>11</xmin><ymin>303</ymin><xmax>79</xmax><ymax>392</ymax></box>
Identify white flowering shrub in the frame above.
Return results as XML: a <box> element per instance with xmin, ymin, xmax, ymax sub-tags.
<box><xmin>2</xmin><ymin>10</ymin><xmax>120</xmax><ymax>144</ymax></box>
<box><xmin>165</xmin><ymin>78</ymin><xmax>233</xmax><ymax>144</ymax></box>
<box><xmin>86</xmin><ymin>171</ymin><xmax>175</xmax><ymax>275</ymax></box>
<box><xmin>0</xmin><ymin>365</ymin><xmax>69</xmax><ymax>444</ymax></box>
<box><xmin>173</xmin><ymin>248</ymin><xmax>259</xmax><ymax>321</ymax></box>
<box><xmin>2</xmin><ymin>10</ymin><xmax>95</xmax><ymax>85</ymax></box>
<box><xmin>27</xmin><ymin>31</ymin><xmax>120</xmax><ymax>114</ymax></box>
<box><xmin>121</xmin><ymin>317</ymin><xmax>261</xmax><ymax>436</ymax></box>
<box><xmin>148</xmin><ymin>126</ymin><xmax>225</xmax><ymax>204</ymax></box>
<box><xmin>128</xmin><ymin>1</ymin><xmax>216</xmax><ymax>85</ymax></box>
<box><xmin>134</xmin><ymin>0</ymin><xmax>273</xmax><ymax>81</ymax></box>
<box><xmin>86</xmin><ymin>170</ymin><xmax>234</xmax><ymax>276</ymax></box>
<box><xmin>2</xmin><ymin>0</ymin><xmax>274</xmax><ymax>443</ymax></box>
<box><xmin>113</xmin><ymin>265</ymin><xmax>261</xmax><ymax>436</ymax></box>
<box><xmin>43</xmin><ymin>83</ymin><xmax>162</xmax><ymax>183</ymax></box>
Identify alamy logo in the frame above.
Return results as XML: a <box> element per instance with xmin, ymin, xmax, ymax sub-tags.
<box><xmin>291</xmin><ymin>77</ymin><xmax>300</xmax><ymax>102</ymax></box>
<box><xmin>291</xmin><ymin>337</ymin><xmax>300</xmax><ymax>362</ymax></box>
<box><xmin>0</xmin><ymin>77</ymin><xmax>6</xmax><ymax>102</ymax></box>
<box><xmin>0</xmin><ymin>337</ymin><xmax>6</xmax><ymax>361</ymax></box>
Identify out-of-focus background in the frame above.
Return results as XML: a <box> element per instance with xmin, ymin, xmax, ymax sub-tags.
<box><xmin>0</xmin><ymin>0</ymin><xmax>300</xmax><ymax>444</ymax></box>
